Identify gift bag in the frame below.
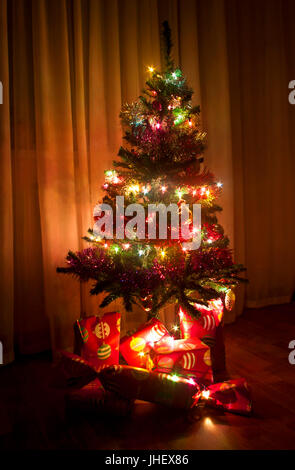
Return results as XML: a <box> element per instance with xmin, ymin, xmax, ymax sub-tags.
<box><xmin>75</xmin><ymin>312</ymin><xmax>121</xmax><ymax>369</ymax></box>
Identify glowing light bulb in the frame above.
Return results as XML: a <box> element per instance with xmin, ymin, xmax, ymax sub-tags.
<box><xmin>192</xmin><ymin>189</ymin><xmax>197</xmax><ymax>196</ymax></box>
<box><xmin>200</xmin><ymin>186</ymin><xmax>206</xmax><ymax>195</ymax></box>
<box><xmin>188</xmin><ymin>120</ymin><xmax>193</xmax><ymax>127</ymax></box>
<box><xmin>113</xmin><ymin>176</ymin><xmax>120</xmax><ymax>184</ymax></box>
<box><xmin>188</xmin><ymin>378</ymin><xmax>196</xmax><ymax>385</ymax></box>
<box><xmin>217</xmin><ymin>182</ymin><xmax>223</xmax><ymax>188</ymax></box>
<box><xmin>142</xmin><ymin>186</ymin><xmax>149</xmax><ymax>195</ymax></box>
<box><xmin>176</xmin><ymin>189</ymin><xmax>183</xmax><ymax>199</ymax></box>
<box><xmin>161</xmin><ymin>186</ymin><xmax>167</xmax><ymax>193</ymax></box>
<box><xmin>160</xmin><ymin>250</ymin><xmax>166</xmax><ymax>258</ymax></box>
<box><xmin>148</xmin><ymin>66</ymin><xmax>155</xmax><ymax>73</ymax></box>
<box><xmin>138</xmin><ymin>249</ymin><xmax>144</xmax><ymax>256</ymax></box>
<box><xmin>172</xmin><ymin>325</ymin><xmax>179</xmax><ymax>331</ymax></box>
<box><xmin>114</xmin><ymin>246</ymin><xmax>119</xmax><ymax>253</ymax></box>
<box><xmin>138</xmin><ymin>352</ymin><xmax>145</xmax><ymax>357</ymax></box>
<box><xmin>128</xmin><ymin>184</ymin><xmax>140</xmax><ymax>194</ymax></box>
<box><xmin>156</xmin><ymin>122</ymin><xmax>161</xmax><ymax>129</ymax></box>
<box><xmin>103</xmin><ymin>183</ymin><xmax>109</xmax><ymax>189</ymax></box>
<box><xmin>123</xmin><ymin>243</ymin><xmax>130</xmax><ymax>250</ymax></box>
<box><xmin>172</xmin><ymin>72</ymin><xmax>177</xmax><ymax>79</ymax></box>
<box><xmin>207</xmin><ymin>238</ymin><xmax>213</xmax><ymax>244</ymax></box>
<box><xmin>168</xmin><ymin>105</ymin><xmax>172</xmax><ymax>110</ymax></box>
<box><xmin>202</xmin><ymin>390</ymin><xmax>210</xmax><ymax>399</ymax></box>
<box><xmin>170</xmin><ymin>374</ymin><xmax>179</xmax><ymax>382</ymax></box>
<box><xmin>104</xmin><ymin>243</ymin><xmax>108</xmax><ymax>249</ymax></box>
<box><xmin>206</xmin><ymin>189</ymin><xmax>210</xmax><ymax>197</ymax></box>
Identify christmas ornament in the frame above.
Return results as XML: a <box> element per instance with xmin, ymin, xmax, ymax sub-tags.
<box><xmin>75</xmin><ymin>312</ymin><xmax>121</xmax><ymax>369</ymax></box>
<box><xmin>225</xmin><ymin>289</ymin><xmax>236</xmax><ymax>311</ymax></box>
<box><xmin>97</xmin><ymin>343</ymin><xmax>112</xmax><ymax>360</ymax></box>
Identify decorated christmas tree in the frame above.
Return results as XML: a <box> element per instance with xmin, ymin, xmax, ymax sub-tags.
<box><xmin>58</xmin><ymin>23</ymin><xmax>245</xmax><ymax>328</ymax></box>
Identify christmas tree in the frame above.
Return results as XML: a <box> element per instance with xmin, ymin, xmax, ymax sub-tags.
<box><xmin>58</xmin><ymin>23</ymin><xmax>245</xmax><ymax>324</ymax></box>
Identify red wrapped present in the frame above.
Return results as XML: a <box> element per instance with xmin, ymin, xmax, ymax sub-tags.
<box><xmin>51</xmin><ymin>350</ymin><xmax>99</xmax><ymax>389</ymax></box>
<box><xmin>152</xmin><ymin>337</ymin><xmax>202</xmax><ymax>354</ymax></box>
<box><xmin>99</xmin><ymin>365</ymin><xmax>198</xmax><ymax>409</ymax></box>
<box><xmin>152</xmin><ymin>338</ymin><xmax>213</xmax><ymax>385</ymax></box>
<box><xmin>193</xmin><ymin>378</ymin><xmax>252</xmax><ymax>415</ymax></box>
<box><xmin>75</xmin><ymin>312</ymin><xmax>121</xmax><ymax>369</ymax></box>
<box><xmin>65</xmin><ymin>378</ymin><xmax>133</xmax><ymax>417</ymax></box>
<box><xmin>178</xmin><ymin>298</ymin><xmax>224</xmax><ymax>346</ymax></box>
<box><xmin>120</xmin><ymin>318</ymin><xmax>170</xmax><ymax>368</ymax></box>
<box><xmin>178</xmin><ymin>299</ymin><xmax>227</xmax><ymax>381</ymax></box>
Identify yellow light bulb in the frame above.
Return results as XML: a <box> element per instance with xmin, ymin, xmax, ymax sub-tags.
<box><xmin>202</xmin><ymin>390</ymin><xmax>210</xmax><ymax>399</ymax></box>
<box><xmin>148</xmin><ymin>66</ymin><xmax>155</xmax><ymax>73</ymax></box>
<box><xmin>170</xmin><ymin>374</ymin><xmax>179</xmax><ymax>382</ymax></box>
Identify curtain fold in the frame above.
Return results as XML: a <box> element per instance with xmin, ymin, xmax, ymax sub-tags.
<box><xmin>0</xmin><ymin>0</ymin><xmax>294</xmax><ymax>364</ymax></box>
<box><xmin>0</xmin><ymin>0</ymin><xmax>14</xmax><ymax>363</ymax></box>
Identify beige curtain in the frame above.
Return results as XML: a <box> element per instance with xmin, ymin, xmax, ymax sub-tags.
<box><xmin>1</xmin><ymin>0</ymin><xmax>294</xmax><ymax>364</ymax></box>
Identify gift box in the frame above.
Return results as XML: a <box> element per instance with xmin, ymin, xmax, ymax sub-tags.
<box><xmin>75</xmin><ymin>312</ymin><xmax>121</xmax><ymax>369</ymax></box>
<box><xmin>152</xmin><ymin>338</ymin><xmax>213</xmax><ymax>385</ymax></box>
<box><xmin>120</xmin><ymin>318</ymin><xmax>170</xmax><ymax>368</ymax></box>
<box><xmin>178</xmin><ymin>299</ymin><xmax>227</xmax><ymax>381</ymax></box>
<box><xmin>178</xmin><ymin>298</ymin><xmax>224</xmax><ymax>346</ymax></box>
<box><xmin>99</xmin><ymin>365</ymin><xmax>198</xmax><ymax>410</ymax></box>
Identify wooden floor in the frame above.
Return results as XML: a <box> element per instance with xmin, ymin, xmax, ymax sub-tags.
<box><xmin>0</xmin><ymin>303</ymin><xmax>295</xmax><ymax>450</ymax></box>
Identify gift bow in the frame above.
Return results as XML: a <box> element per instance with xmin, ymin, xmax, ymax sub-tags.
<box><xmin>192</xmin><ymin>378</ymin><xmax>252</xmax><ymax>415</ymax></box>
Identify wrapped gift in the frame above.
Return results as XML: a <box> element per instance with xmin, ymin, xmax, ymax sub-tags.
<box><xmin>65</xmin><ymin>379</ymin><xmax>133</xmax><ymax>417</ymax></box>
<box><xmin>178</xmin><ymin>298</ymin><xmax>224</xmax><ymax>346</ymax></box>
<box><xmin>120</xmin><ymin>318</ymin><xmax>170</xmax><ymax>368</ymax></box>
<box><xmin>99</xmin><ymin>365</ymin><xmax>198</xmax><ymax>409</ymax></box>
<box><xmin>152</xmin><ymin>337</ymin><xmax>202</xmax><ymax>354</ymax></box>
<box><xmin>193</xmin><ymin>378</ymin><xmax>252</xmax><ymax>415</ymax></box>
<box><xmin>51</xmin><ymin>350</ymin><xmax>99</xmax><ymax>389</ymax></box>
<box><xmin>152</xmin><ymin>338</ymin><xmax>213</xmax><ymax>385</ymax></box>
<box><xmin>178</xmin><ymin>299</ymin><xmax>227</xmax><ymax>381</ymax></box>
<box><xmin>75</xmin><ymin>312</ymin><xmax>121</xmax><ymax>369</ymax></box>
